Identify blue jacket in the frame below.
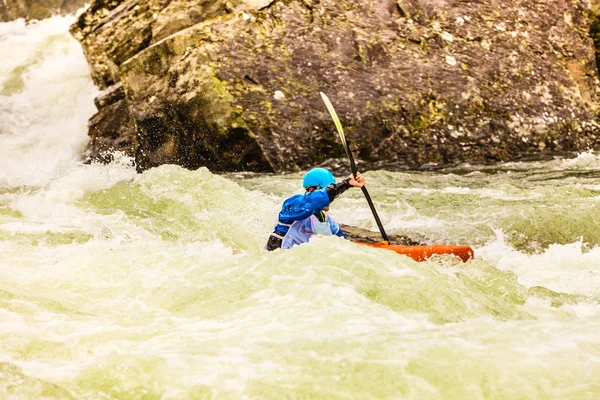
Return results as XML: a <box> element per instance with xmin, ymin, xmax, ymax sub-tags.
<box><xmin>275</xmin><ymin>189</ymin><xmax>330</xmax><ymax>233</ymax></box>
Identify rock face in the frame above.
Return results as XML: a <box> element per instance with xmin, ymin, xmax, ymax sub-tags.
<box><xmin>72</xmin><ymin>0</ymin><xmax>600</xmax><ymax>172</ymax></box>
<box><xmin>0</xmin><ymin>0</ymin><xmax>86</xmax><ymax>22</ymax></box>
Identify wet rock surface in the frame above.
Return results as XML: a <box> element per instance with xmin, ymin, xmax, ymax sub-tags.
<box><xmin>0</xmin><ymin>0</ymin><xmax>86</xmax><ymax>22</ymax></box>
<box><xmin>72</xmin><ymin>0</ymin><xmax>600</xmax><ymax>172</ymax></box>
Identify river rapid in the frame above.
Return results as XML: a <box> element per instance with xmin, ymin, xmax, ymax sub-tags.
<box><xmin>1</xmin><ymin>15</ymin><xmax>600</xmax><ymax>400</ymax></box>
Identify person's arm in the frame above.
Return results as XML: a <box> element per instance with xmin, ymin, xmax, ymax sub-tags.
<box><xmin>328</xmin><ymin>216</ymin><xmax>345</xmax><ymax>238</ymax></box>
<box><xmin>325</xmin><ymin>178</ymin><xmax>351</xmax><ymax>202</ymax></box>
<box><xmin>325</xmin><ymin>172</ymin><xmax>366</xmax><ymax>201</ymax></box>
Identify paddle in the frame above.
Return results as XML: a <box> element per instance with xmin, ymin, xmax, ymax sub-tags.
<box><xmin>320</xmin><ymin>92</ymin><xmax>390</xmax><ymax>244</ymax></box>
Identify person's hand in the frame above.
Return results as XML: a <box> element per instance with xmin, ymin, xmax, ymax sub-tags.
<box><xmin>349</xmin><ymin>172</ymin><xmax>366</xmax><ymax>188</ymax></box>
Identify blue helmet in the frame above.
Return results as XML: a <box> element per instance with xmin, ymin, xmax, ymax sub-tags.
<box><xmin>303</xmin><ymin>168</ymin><xmax>336</xmax><ymax>189</ymax></box>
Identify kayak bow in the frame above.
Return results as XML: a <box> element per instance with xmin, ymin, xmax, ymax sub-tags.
<box><xmin>356</xmin><ymin>242</ymin><xmax>475</xmax><ymax>262</ymax></box>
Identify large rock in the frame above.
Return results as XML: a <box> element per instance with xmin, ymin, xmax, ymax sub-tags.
<box><xmin>0</xmin><ymin>0</ymin><xmax>86</xmax><ymax>22</ymax></box>
<box><xmin>72</xmin><ymin>0</ymin><xmax>275</xmax><ymax>171</ymax></box>
<box><xmin>73</xmin><ymin>0</ymin><xmax>600</xmax><ymax>172</ymax></box>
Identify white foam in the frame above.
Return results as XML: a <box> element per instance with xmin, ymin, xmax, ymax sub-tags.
<box><xmin>0</xmin><ymin>15</ymin><xmax>97</xmax><ymax>188</ymax></box>
<box><xmin>555</xmin><ymin>150</ymin><xmax>599</xmax><ymax>170</ymax></box>
<box><xmin>478</xmin><ymin>233</ymin><xmax>600</xmax><ymax>297</ymax></box>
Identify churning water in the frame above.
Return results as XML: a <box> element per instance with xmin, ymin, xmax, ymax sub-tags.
<box><xmin>1</xmin><ymin>15</ymin><xmax>599</xmax><ymax>400</ymax></box>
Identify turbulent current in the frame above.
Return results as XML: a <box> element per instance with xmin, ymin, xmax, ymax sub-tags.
<box><xmin>1</xmin><ymin>15</ymin><xmax>600</xmax><ymax>400</ymax></box>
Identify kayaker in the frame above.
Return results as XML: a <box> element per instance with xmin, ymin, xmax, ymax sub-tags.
<box><xmin>265</xmin><ymin>168</ymin><xmax>366</xmax><ymax>250</ymax></box>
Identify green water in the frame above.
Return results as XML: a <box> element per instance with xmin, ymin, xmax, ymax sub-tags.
<box><xmin>1</xmin><ymin>13</ymin><xmax>600</xmax><ymax>400</ymax></box>
<box><xmin>0</xmin><ymin>162</ymin><xmax>599</xmax><ymax>399</ymax></box>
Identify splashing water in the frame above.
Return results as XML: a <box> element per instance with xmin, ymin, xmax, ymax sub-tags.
<box><xmin>0</xmin><ymin>15</ymin><xmax>97</xmax><ymax>187</ymax></box>
<box><xmin>1</xmin><ymin>15</ymin><xmax>600</xmax><ymax>400</ymax></box>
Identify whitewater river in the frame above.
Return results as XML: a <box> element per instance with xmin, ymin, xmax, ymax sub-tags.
<box><xmin>1</xmin><ymin>15</ymin><xmax>600</xmax><ymax>400</ymax></box>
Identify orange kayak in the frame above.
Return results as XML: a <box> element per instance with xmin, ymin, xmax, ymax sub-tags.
<box><xmin>357</xmin><ymin>242</ymin><xmax>475</xmax><ymax>262</ymax></box>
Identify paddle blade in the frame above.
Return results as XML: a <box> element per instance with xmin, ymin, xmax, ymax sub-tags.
<box><xmin>320</xmin><ymin>92</ymin><xmax>350</xmax><ymax>156</ymax></box>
